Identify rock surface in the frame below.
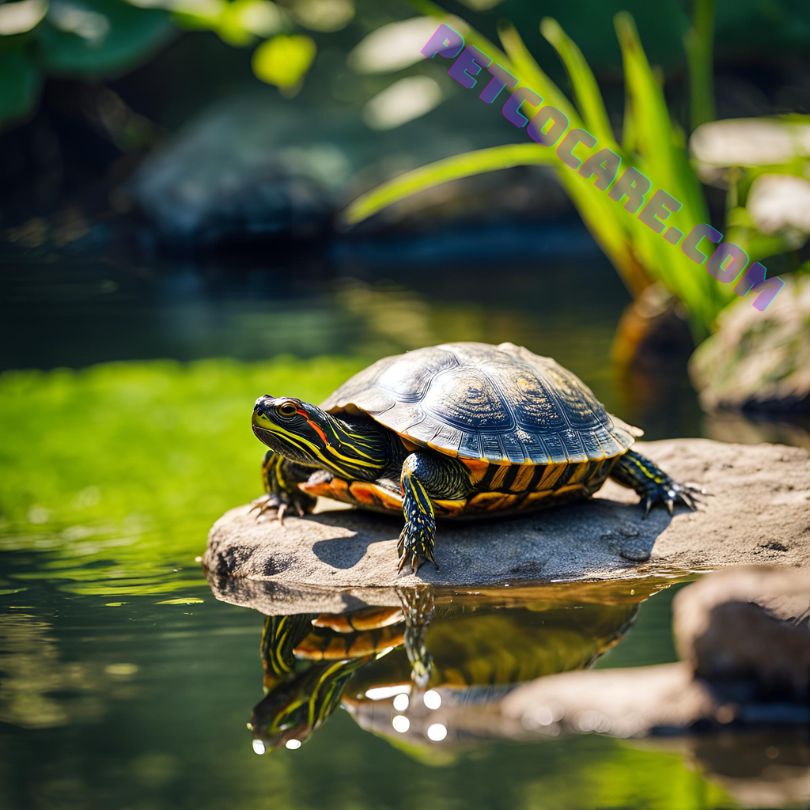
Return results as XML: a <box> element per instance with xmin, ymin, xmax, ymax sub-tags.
<box><xmin>204</xmin><ymin>439</ymin><xmax>810</xmax><ymax>606</ymax></box>
<box><xmin>689</xmin><ymin>275</ymin><xmax>810</xmax><ymax>412</ymax></box>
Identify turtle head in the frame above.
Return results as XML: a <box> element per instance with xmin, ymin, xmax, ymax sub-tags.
<box><xmin>248</xmin><ymin>682</ymin><xmax>318</xmax><ymax>754</ymax></box>
<box><xmin>252</xmin><ymin>395</ymin><xmax>330</xmax><ymax>465</ymax></box>
<box><xmin>252</xmin><ymin>394</ymin><xmax>389</xmax><ymax>478</ymax></box>
<box><xmin>248</xmin><ymin>659</ymin><xmax>362</xmax><ymax>755</ymax></box>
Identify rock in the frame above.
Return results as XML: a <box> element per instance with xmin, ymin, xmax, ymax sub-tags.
<box><xmin>128</xmin><ymin>95</ymin><xmax>338</xmax><ymax>247</ymax></box>
<box><xmin>673</xmin><ymin>566</ymin><xmax>810</xmax><ymax>699</ymax></box>
<box><xmin>203</xmin><ymin>439</ymin><xmax>810</xmax><ymax>604</ymax></box>
<box><xmin>128</xmin><ymin>90</ymin><xmax>573</xmax><ymax>248</ymax></box>
<box><xmin>500</xmin><ymin>566</ymin><xmax>810</xmax><ymax>738</ymax></box>
<box><xmin>689</xmin><ymin>275</ymin><xmax>810</xmax><ymax>412</ymax></box>
<box><xmin>501</xmin><ymin>662</ymin><xmax>718</xmax><ymax>737</ymax></box>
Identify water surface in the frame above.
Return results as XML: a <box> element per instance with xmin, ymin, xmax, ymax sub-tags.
<box><xmin>1</xmin><ymin>242</ymin><xmax>805</xmax><ymax>809</ymax></box>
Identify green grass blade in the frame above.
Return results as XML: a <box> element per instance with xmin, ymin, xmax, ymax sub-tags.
<box><xmin>342</xmin><ymin>144</ymin><xmax>556</xmax><ymax>226</ymax></box>
<box><xmin>685</xmin><ymin>0</ymin><xmax>716</xmax><ymax>130</ymax></box>
<box><xmin>497</xmin><ymin>22</ymin><xmax>576</xmax><ymax>123</ymax></box>
<box><xmin>540</xmin><ymin>18</ymin><xmax>614</xmax><ymax>145</ymax></box>
<box><xmin>615</xmin><ymin>12</ymin><xmax>732</xmax><ymax>333</ymax></box>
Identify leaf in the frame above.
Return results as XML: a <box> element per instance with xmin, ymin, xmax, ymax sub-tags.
<box><xmin>497</xmin><ymin>22</ymin><xmax>574</xmax><ymax>121</ymax></box>
<box><xmin>251</xmin><ymin>33</ymin><xmax>316</xmax><ymax>91</ymax></box>
<box><xmin>540</xmin><ymin>17</ymin><xmax>613</xmax><ymax>145</ymax></box>
<box><xmin>615</xmin><ymin>12</ymin><xmax>730</xmax><ymax>333</ymax></box>
<box><xmin>39</xmin><ymin>0</ymin><xmax>173</xmax><ymax>76</ymax></box>
<box><xmin>343</xmin><ymin>143</ymin><xmax>556</xmax><ymax>225</ymax></box>
<box><xmin>0</xmin><ymin>48</ymin><xmax>41</xmax><ymax>125</ymax></box>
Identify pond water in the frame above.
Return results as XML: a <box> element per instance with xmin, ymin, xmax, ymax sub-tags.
<box><xmin>0</xmin><ymin>236</ymin><xmax>805</xmax><ymax>809</ymax></box>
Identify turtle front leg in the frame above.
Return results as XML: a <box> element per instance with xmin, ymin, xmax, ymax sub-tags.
<box><xmin>397</xmin><ymin>452</ymin><xmax>471</xmax><ymax>573</ymax></box>
<box><xmin>251</xmin><ymin>450</ymin><xmax>316</xmax><ymax>524</ymax></box>
<box><xmin>610</xmin><ymin>450</ymin><xmax>704</xmax><ymax>516</ymax></box>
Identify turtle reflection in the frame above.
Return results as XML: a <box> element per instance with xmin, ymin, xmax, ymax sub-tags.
<box><xmin>248</xmin><ymin>581</ymin><xmax>664</xmax><ymax>756</ymax></box>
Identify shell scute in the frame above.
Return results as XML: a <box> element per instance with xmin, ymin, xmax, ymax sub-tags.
<box><xmin>322</xmin><ymin>342</ymin><xmax>638</xmax><ymax>465</ymax></box>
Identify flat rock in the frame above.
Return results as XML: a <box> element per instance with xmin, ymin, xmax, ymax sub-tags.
<box><xmin>203</xmin><ymin>439</ymin><xmax>810</xmax><ymax>609</ymax></box>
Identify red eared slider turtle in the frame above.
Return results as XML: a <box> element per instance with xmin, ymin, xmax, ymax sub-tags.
<box><xmin>248</xmin><ymin>585</ymin><xmax>651</xmax><ymax>754</ymax></box>
<box><xmin>251</xmin><ymin>342</ymin><xmax>701</xmax><ymax>572</ymax></box>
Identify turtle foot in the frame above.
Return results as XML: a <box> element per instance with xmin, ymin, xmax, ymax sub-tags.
<box><xmin>396</xmin><ymin>514</ymin><xmax>437</xmax><ymax>574</ymax></box>
<box><xmin>641</xmin><ymin>480</ymin><xmax>706</xmax><ymax>517</ymax></box>
<box><xmin>250</xmin><ymin>490</ymin><xmax>316</xmax><ymax>525</ymax></box>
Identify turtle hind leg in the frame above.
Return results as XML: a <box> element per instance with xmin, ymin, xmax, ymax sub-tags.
<box><xmin>610</xmin><ymin>450</ymin><xmax>704</xmax><ymax>516</ymax></box>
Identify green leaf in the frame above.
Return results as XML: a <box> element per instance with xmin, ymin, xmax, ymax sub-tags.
<box><xmin>251</xmin><ymin>33</ymin><xmax>316</xmax><ymax>91</ymax></box>
<box><xmin>540</xmin><ymin>17</ymin><xmax>613</xmax><ymax>145</ymax></box>
<box><xmin>497</xmin><ymin>22</ymin><xmax>574</xmax><ymax>121</ymax></box>
<box><xmin>343</xmin><ymin>143</ymin><xmax>556</xmax><ymax>225</ymax></box>
<box><xmin>0</xmin><ymin>47</ymin><xmax>41</xmax><ymax>124</ymax></box>
<box><xmin>615</xmin><ymin>12</ymin><xmax>730</xmax><ymax>333</ymax></box>
<box><xmin>684</xmin><ymin>0</ymin><xmax>716</xmax><ymax>130</ymax></box>
<box><xmin>39</xmin><ymin>0</ymin><xmax>173</xmax><ymax>76</ymax></box>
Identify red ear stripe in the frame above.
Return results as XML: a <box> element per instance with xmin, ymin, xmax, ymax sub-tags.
<box><xmin>296</xmin><ymin>408</ymin><xmax>329</xmax><ymax>445</ymax></box>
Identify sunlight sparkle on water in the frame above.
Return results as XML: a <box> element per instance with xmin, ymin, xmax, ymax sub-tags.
<box><xmin>423</xmin><ymin>689</ymin><xmax>441</xmax><ymax>709</ymax></box>
<box><xmin>392</xmin><ymin>715</ymin><xmax>410</xmax><ymax>733</ymax></box>
<box><xmin>393</xmin><ymin>693</ymin><xmax>409</xmax><ymax>712</ymax></box>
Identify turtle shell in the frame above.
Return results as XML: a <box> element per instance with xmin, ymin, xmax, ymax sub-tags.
<box><xmin>321</xmin><ymin>342</ymin><xmax>640</xmax><ymax>465</ymax></box>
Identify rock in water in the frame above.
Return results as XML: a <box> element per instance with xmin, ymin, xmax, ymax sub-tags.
<box><xmin>203</xmin><ymin>439</ymin><xmax>810</xmax><ymax>592</ymax></box>
<box><xmin>673</xmin><ymin>566</ymin><xmax>810</xmax><ymax>699</ymax></box>
<box><xmin>500</xmin><ymin>566</ymin><xmax>810</xmax><ymax>737</ymax></box>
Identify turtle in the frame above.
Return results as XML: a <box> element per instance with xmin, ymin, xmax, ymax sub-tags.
<box><xmin>248</xmin><ymin>583</ymin><xmax>651</xmax><ymax>754</ymax></box>
<box><xmin>250</xmin><ymin>341</ymin><xmax>701</xmax><ymax>572</ymax></box>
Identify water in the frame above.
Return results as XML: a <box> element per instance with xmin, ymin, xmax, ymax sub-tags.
<box><xmin>0</xmin><ymin>238</ymin><xmax>806</xmax><ymax>809</ymax></box>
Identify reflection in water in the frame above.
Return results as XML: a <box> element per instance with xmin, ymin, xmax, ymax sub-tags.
<box><xmin>242</xmin><ymin>580</ymin><xmax>810</xmax><ymax>808</ymax></box>
<box><xmin>248</xmin><ymin>581</ymin><xmax>657</xmax><ymax>757</ymax></box>
<box><xmin>0</xmin><ymin>610</ymin><xmax>105</xmax><ymax>729</ymax></box>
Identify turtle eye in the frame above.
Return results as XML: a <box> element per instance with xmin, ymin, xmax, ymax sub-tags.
<box><xmin>276</xmin><ymin>401</ymin><xmax>298</xmax><ymax>418</ymax></box>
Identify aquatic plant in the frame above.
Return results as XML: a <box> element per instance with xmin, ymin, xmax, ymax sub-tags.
<box><xmin>344</xmin><ymin>3</ymin><xmax>736</xmax><ymax>340</ymax></box>
<box><xmin>0</xmin><ymin>0</ymin><xmax>329</xmax><ymax>127</ymax></box>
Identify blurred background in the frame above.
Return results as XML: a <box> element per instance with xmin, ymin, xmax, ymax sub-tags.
<box><xmin>1</xmin><ymin>1</ymin><xmax>809</xmax><ymax>808</ymax></box>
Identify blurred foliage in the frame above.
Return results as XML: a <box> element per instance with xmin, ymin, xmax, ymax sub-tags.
<box><xmin>251</xmin><ymin>31</ymin><xmax>316</xmax><ymax>91</ymax></box>
<box><xmin>0</xmin><ymin>356</ymin><xmax>365</xmax><ymax>596</ymax></box>
<box><xmin>691</xmin><ymin>115</ymin><xmax>810</xmax><ymax>261</ymax></box>
<box><xmin>0</xmin><ymin>0</ymin><xmax>342</xmax><ymax>126</ymax></box>
<box><xmin>346</xmin><ymin>6</ymin><xmax>733</xmax><ymax>340</ymax></box>
<box><xmin>0</xmin><ymin>0</ymin><xmax>172</xmax><ymax>123</ymax></box>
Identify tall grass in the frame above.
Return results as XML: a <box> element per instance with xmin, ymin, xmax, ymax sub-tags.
<box><xmin>344</xmin><ymin>5</ymin><xmax>734</xmax><ymax>340</ymax></box>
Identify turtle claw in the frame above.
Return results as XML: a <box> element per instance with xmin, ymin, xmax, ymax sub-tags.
<box><xmin>397</xmin><ymin>521</ymin><xmax>437</xmax><ymax>574</ymax></box>
<box><xmin>250</xmin><ymin>493</ymin><xmax>281</xmax><ymax>519</ymax></box>
<box><xmin>640</xmin><ymin>480</ymin><xmax>705</xmax><ymax>518</ymax></box>
<box><xmin>250</xmin><ymin>490</ymin><xmax>315</xmax><ymax>524</ymax></box>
